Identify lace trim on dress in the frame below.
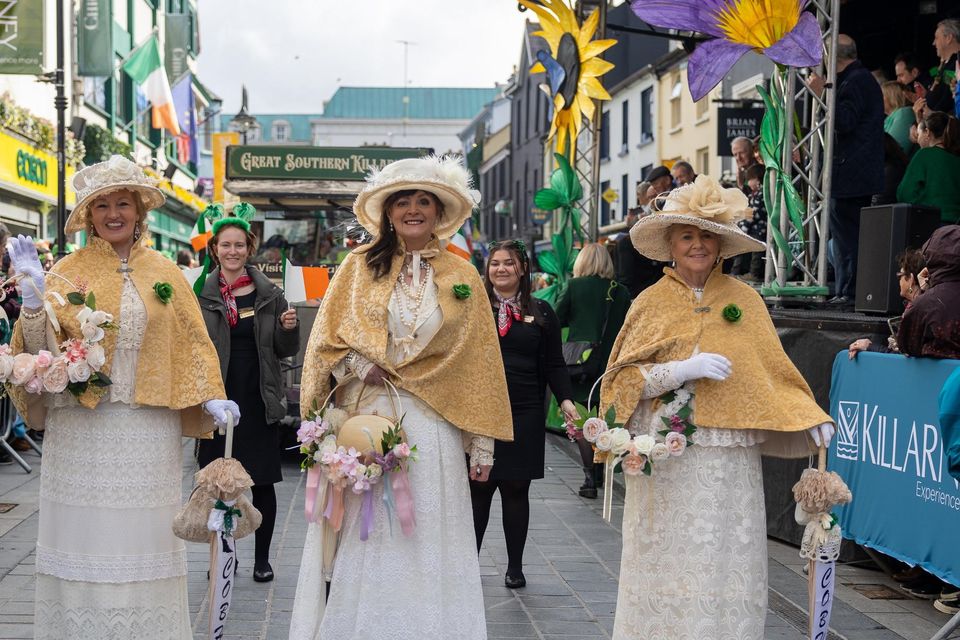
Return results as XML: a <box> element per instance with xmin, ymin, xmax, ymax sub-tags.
<box><xmin>36</xmin><ymin>545</ymin><xmax>186</xmax><ymax>583</ymax></box>
<box><xmin>639</xmin><ymin>363</ymin><xmax>682</xmax><ymax>399</ymax></box>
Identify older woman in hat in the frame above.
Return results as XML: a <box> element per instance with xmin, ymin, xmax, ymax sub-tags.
<box><xmin>600</xmin><ymin>175</ymin><xmax>835</xmax><ymax>640</ymax></box>
<box><xmin>6</xmin><ymin>155</ymin><xmax>238</xmax><ymax>639</ymax></box>
<box><xmin>290</xmin><ymin>156</ymin><xmax>512</xmax><ymax>639</ymax></box>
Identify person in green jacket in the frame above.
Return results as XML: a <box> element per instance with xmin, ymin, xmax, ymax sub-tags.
<box><xmin>896</xmin><ymin>111</ymin><xmax>960</xmax><ymax>224</ymax></box>
<box><xmin>555</xmin><ymin>243</ymin><xmax>631</xmax><ymax>497</ymax></box>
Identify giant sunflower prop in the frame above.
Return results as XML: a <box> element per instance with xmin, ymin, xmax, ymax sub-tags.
<box><xmin>520</xmin><ymin>0</ymin><xmax>617</xmax><ymax>158</ymax></box>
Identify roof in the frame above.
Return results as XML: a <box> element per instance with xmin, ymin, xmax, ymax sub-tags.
<box><xmin>319</xmin><ymin>86</ymin><xmax>499</xmax><ymax>120</ymax></box>
<box><xmin>219</xmin><ymin>113</ymin><xmax>315</xmax><ymax>142</ymax></box>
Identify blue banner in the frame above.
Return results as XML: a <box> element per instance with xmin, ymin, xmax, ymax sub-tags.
<box><xmin>829</xmin><ymin>351</ymin><xmax>960</xmax><ymax>587</ymax></box>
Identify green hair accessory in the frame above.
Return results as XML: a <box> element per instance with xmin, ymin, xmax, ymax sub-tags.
<box><xmin>210</xmin><ymin>201</ymin><xmax>257</xmax><ymax>234</ymax></box>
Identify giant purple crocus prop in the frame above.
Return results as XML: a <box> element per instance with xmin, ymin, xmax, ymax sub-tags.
<box><xmin>631</xmin><ymin>0</ymin><xmax>822</xmax><ymax>101</ymax></box>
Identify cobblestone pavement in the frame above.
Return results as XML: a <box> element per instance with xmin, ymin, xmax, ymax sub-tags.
<box><xmin>0</xmin><ymin>434</ymin><xmax>953</xmax><ymax>639</ymax></box>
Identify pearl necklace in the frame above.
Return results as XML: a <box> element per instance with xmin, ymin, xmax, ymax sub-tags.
<box><xmin>394</xmin><ymin>261</ymin><xmax>432</xmax><ymax>335</ymax></box>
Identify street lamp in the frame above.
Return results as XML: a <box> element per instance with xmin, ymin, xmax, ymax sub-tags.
<box><xmin>229</xmin><ymin>85</ymin><xmax>257</xmax><ymax>144</ymax></box>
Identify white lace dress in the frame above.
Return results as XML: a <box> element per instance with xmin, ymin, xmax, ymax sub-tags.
<box><xmin>290</xmin><ymin>264</ymin><xmax>490</xmax><ymax>640</ymax></box>
<box><xmin>613</xmin><ymin>292</ymin><xmax>769</xmax><ymax>640</ymax></box>
<box><xmin>28</xmin><ymin>276</ymin><xmax>191</xmax><ymax>640</ymax></box>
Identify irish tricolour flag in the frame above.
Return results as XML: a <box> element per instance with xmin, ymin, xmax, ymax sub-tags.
<box><xmin>122</xmin><ymin>36</ymin><xmax>180</xmax><ymax>136</ymax></box>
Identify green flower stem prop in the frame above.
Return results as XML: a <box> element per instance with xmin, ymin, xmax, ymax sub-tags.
<box><xmin>757</xmin><ymin>66</ymin><xmax>829</xmax><ymax>298</ymax></box>
<box><xmin>532</xmin><ymin>153</ymin><xmax>586</xmax><ymax>306</ymax></box>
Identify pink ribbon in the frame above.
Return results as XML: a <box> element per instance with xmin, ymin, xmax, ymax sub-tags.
<box><xmin>323</xmin><ymin>484</ymin><xmax>346</xmax><ymax>531</ymax></box>
<box><xmin>359</xmin><ymin>489</ymin><xmax>376</xmax><ymax>541</ymax></box>
<box><xmin>390</xmin><ymin>469</ymin><xmax>416</xmax><ymax>536</ymax></box>
<box><xmin>304</xmin><ymin>466</ymin><xmax>321</xmax><ymax>523</ymax></box>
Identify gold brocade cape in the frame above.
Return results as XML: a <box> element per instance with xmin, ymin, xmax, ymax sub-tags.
<box><xmin>601</xmin><ymin>268</ymin><xmax>831</xmax><ymax>456</ymax></box>
<box><xmin>10</xmin><ymin>237</ymin><xmax>225</xmax><ymax>438</ymax></box>
<box><xmin>300</xmin><ymin>241</ymin><xmax>513</xmax><ymax>441</ymax></box>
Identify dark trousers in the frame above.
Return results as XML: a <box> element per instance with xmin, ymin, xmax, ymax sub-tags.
<box><xmin>829</xmin><ymin>196</ymin><xmax>871</xmax><ymax>298</ymax></box>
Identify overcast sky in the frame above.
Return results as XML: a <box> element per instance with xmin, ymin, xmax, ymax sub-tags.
<box><xmin>198</xmin><ymin>1</ymin><xmax>536</xmax><ymax>114</ymax></box>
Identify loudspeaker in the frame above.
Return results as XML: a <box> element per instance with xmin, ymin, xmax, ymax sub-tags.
<box><xmin>855</xmin><ymin>203</ymin><xmax>940</xmax><ymax>314</ymax></box>
<box><xmin>163</xmin><ymin>164</ymin><xmax>177</xmax><ymax>180</ymax></box>
<box><xmin>68</xmin><ymin>116</ymin><xmax>86</xmax><ymax>140</ymax></box>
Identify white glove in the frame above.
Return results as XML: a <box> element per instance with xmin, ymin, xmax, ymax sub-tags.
<box><xmin>674</xmin><ymin>352</ymin><xmax>732</xmax><ymax>384</ymax></box>
<box><xmin>204</xmin><ymin>399</ymin><xmax>241</xmax><ymax>429</ymax></box>
<box><xmin>808</xmin><ymin>422</ymin><xmax>835</xmax><ymax>448</ymax></box>
<box><xmin>7</xmin><ymin>235</ymin><xmax>44</xmax><ymax>308</ymax></box>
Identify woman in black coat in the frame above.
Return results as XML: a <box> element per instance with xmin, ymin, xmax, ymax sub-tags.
<box><xmin>470</xmin><ymin>239</ymin><xmax>577</xmax><ymax>589</ymax></box>
<box><xmin>197</xmin><ymin>211</ymin><xmax>300</xmax><ymax>583</ymax></box>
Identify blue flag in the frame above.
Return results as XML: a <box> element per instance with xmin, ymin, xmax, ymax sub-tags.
<box><xmin>171</xmin><ymin>72</ymin><xmax>197</xmax><ymax>165</ymax></box>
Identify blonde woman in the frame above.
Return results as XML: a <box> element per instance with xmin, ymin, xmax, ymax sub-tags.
<box><xmin>555</xmin><ymin>243</ymin><xmax>631</xmax><ymax>497</ymax></box>
<box><xmin>882</xmin><ymin>80</ymin><xmax>916</xmax><ymax>154</ymax></box>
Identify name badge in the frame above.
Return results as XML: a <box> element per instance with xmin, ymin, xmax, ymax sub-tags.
<box><xmin>238</xmin><ymin>308</ymin><xmax>255</xmax><ymax>319</ymax></box>
<box><xmin>524</xmin><ymin>315</ymin><xmax>535</xmax><ymax>323</ymax></box>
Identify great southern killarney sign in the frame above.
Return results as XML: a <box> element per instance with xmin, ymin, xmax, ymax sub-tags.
<box><xmin>225</xmin><ymin>146</ymin><xmax>426</xmax><ymax>181</ymax></box>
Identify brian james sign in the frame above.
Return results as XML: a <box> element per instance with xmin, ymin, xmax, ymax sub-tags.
<box><xmin>225</xmin><ymin>146</ymin><xmax>427</xmax><ymax>181</ymax></box>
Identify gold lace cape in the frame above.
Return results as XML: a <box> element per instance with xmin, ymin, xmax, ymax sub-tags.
<box><xmin>601</xmin><ymin>268</ymin><xmax>831</xmax><ymax>454</ymax></box>
<box><xmin>9</xmin><ymin>237</ymin><xmax>224</xmax><ymax>438</ymax></box>
<box><xmin>300</xmin><ymin>243</ymin><xmax>513</xmax><ymax>441</ymax></box>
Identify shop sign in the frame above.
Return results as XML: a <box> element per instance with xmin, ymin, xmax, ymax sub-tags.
<box><xmin>77</xmin><ymin>0</ymin><xmax>113</xmax><ymax>76</ymax></box>
<box><xmin>226</xmin><ymin>146</ymin><xmax>426</xmax><ymax>181</ymax></box>
<box><xmin>0</xmin><ymin>0</ymin><xmax>43</xmax><ymax>74</ymax></box>
<box><xmin>717</xmin><ymin>107</ymin><xmax>765</xmax><ymax>157</ymax></box>
<box><xmin>0</xmin><ymin>130</ymin><xmax>76</xmax><ymax>204</ymax></box>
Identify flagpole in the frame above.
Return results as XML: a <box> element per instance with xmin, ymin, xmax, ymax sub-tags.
<box><xmin>54</xmin><ymin>0</ymin><xmax>66</xmax><ymax>259</ymax></box>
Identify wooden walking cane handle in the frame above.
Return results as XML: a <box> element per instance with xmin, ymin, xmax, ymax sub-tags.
<box><xmin>817</xmin><ymin>444</ymin><xmax>827</xmax><ymax>472</ymax></box>
<box><xmin>223</xmin><ymin>413</ymin><xmax>236</xmax><ymax>460</ymax></box>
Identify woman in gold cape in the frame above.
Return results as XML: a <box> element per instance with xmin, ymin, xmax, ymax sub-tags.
<box><xmin>290</xmin><ymin>156</ymin><xmax>512</xmax><ymax>640</ymax></box>
<box><xmin>599</xmin><ymin>175</ymin><xmax>835</xmax><ymax>640</ymax></box>
<box><xmin>6</xmin><ymin>156</ymin><xmax>234</xmax><ymax>640</ymax></box>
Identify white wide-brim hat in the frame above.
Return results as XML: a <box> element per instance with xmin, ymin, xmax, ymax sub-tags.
<box><xmin>66</xmin><ymin>155</ymin><xmax>165</xmax><ymax>233</ymax></box>
<box><xmin>353</xmin><ymin>155</ymin><xmax>480</xmax><ymax>240</ymax></box>
<box><xmin>629</xmin><ymin>174</ymin><xmax>766</xmax><ymax>261</ymax></box>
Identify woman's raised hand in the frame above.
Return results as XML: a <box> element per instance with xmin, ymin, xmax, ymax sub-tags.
<box><xmin>7</xmin><ymin>235</ymin><xmax>45</xmax><ymax>308</ymax></box>
<box><xmin>675</xmin><ymin>352</ymin><xmax>732</xmax><ymax>383</ymax></box>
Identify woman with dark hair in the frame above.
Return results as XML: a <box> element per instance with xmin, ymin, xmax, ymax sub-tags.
<box><xmin>470</xmin><ymin>239</ymin><xmax>577</xmax><ymax>588</ymax></box>
<box><xmin>290</xmin><ymin>156</ymin><xmax>512</xmax><ymax>639</ymax></box>
<box><xmin>897</xmin><ymin>111</ymin><xmax>960</xmax><ymax>224</ymax></box>
<box><xmin>196</xmin><ymin>203</ymin><xmax>300</xmax><ymax>583</ymax></box>
<box><xmin>848</xmin><ymin>248</ymin><xmax>926</xmax><ymax>357</ymax></box>
<box><xmin>872</xmin><ymin>133</ymin><xmax>911</xmax><ymax>206</ymax></box>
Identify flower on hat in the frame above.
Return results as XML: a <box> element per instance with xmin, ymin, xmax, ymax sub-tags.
<box><xmin>663</xmin><ymin>175</ymin><xmax>752</xmax><ymax>224</ymax></box>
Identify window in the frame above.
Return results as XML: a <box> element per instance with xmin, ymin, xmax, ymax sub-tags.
<box><xmin>516</xmin><ymin>98</ymin><xmax>523</xmax><ymax>144</ymax></box>
<box><xmin>83</xmin><ymin>76</ymin><xmax>108</xmax><ymax>111</ymax></box>
<box><xmin>600</xmin><ymin>110</ymin><xmax>610</xmax><ymax>160</ymax></box>
<box><xmin>621</xmin><ymin>100</ymin><xmax>629</xmax><ymax>152</ymax></box>
<box><xmin>116</xmin><ymin>62</ymin><xmax>132</xmax><ymax>125</ymax></box>
<box><xmin>272</xmin><ymin>121</ymin><xmax>289</xmax><ymax>142</ymax></box>
<box><xmin>135</xmin><ymin>85</ymin><xmax>151</xmax><ymax>141</ymax></box>
<box><xmin>621</xmin><ymin>174</ymin><xmax>629</xmax><ymax>214</ymax></box>
<box><xmin>525</xmin><ymin>83</ymin><xmax>532</xmax><ymax>139</ymax></box>
<box><xmin>670</xmin><ymin>74</ymin><xmax>682</xmax><ymax>129</ymax></box>
<box><xmin>600</xmin><ymin>180</ymin><xmax>610</xmax><ymax>226</ymax></box>
<box><xmin>695</xmin><ymin>94</ymin><xmax>709</xmax><ymax>120</ymax></box>
<box><xmin>640</xmin><ymin>87</ymin><xmax>653</xmax><ymax>143</ymax></box>
<box><xmin>696</xmin><ymin>147</ymin><xmax>709</xmax><ymax>175</ymax></box>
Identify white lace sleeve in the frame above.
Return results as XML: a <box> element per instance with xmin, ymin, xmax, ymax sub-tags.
<box><xmin>333</xmin><ymin>350</ymin><xmax>374</xmax><ymax>382</ymax></box>
<box><xmin>465</xmin><ymin>435</ymin><xmax>494</xmax><ymax>467</ymax></box>
<box><xmin>639</xmin><ymin>362</ymin><xmax>683</xmax><ymax>399</ymax></box>
<box><xmin>21</xmin><ymin>310</ymin><xmax>48</xmax><ymax>354</ymax></box>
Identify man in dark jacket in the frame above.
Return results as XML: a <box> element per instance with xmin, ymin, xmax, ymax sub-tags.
<box><xmin>808</xmin><ymin>34</ymin><xmax>885</xmax><ymax>305</ymax></box>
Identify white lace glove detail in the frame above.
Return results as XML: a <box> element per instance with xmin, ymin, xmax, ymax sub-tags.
<box><xmin>346</xmin><ymin>350</ymin><xmax>375</xmax><ymax>381</ymax></box>
<box><xmin>8</xmin><ymin>235</ymin><xmax>44</xmax><ymax>308</ymax></box>
<box><xmin>674</xmin><ymin>352</ymin><xmax>732</xmax><ymax>384</ymax></box>
<box><xmin>468</xmin><ymin>435</ymin><xmax>494</xmax><ymax>468</ymax></box>
<box><xmin>204</xmin><ymin>399</ymin><xmax>241</xmax><ymax>429</ymax></box>
<box><xmin>808</xmin><ymin>422</ymin><xmax>835</xmax><ymax>448</ymax></box>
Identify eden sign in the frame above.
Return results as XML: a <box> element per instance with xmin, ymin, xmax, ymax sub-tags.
<box><xmin>16</xmin><ymin>149</ymin><xmax>46</xmax><ymax>186</ymax></box>
<box><xmin>226</xmin><ymin>146</ymin><xmax>426</xmax><ymax>181</ymax></box>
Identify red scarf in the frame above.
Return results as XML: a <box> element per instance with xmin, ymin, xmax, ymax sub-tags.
<box><xmin>495</xmin><ymin>292</ymin><xmax>523</xmax><ymax>337</ymax></box>
<box><xmin>219</xmin><ymin>272</ymin><xmax>254</xmax><ymax>327</ymax></box>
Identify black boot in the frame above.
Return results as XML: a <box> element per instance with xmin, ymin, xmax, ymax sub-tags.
<box><xmin>579</xmin><ymin>467</ymin><xmax>597</xmax><ymax>498</ymax></box>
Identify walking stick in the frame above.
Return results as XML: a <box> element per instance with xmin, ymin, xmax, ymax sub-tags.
<box><xmin>207</xmin><ymin>413</ymin><xmax>242</xmax><ymax>640</ymax></box>
<box><xmin>794</xmin><ymin>444</ymin><xmax>851</xmax><ymax>640</ymax></box>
